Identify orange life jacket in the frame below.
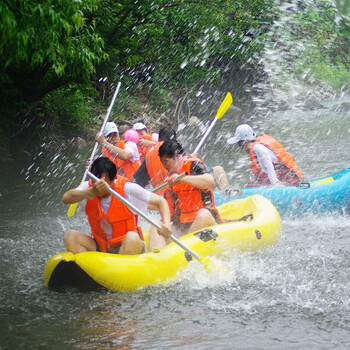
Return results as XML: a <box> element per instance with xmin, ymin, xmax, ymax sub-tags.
<box><xmin>249</xmin><ymin>134</ymin><xmax>303</xmax><ymax>185</ymax></box>
<box><xmin>116</xmin><ymin>158</ymin><xmax>140</xmax><ymax>179</ymax></box>
<box><xmin>85</xmin><ymin>177</ymin><xmax>143</xmax><ymax>253</ymax></box>
<box><xmin>115</xmin><ymin>141</ymin><xmax>140</xmax><ymax>179</ymax></box>
<box><xmin>101</xmin><ymin>140</ymin><xmax>125</xmax><ymax>170</ymax></box>
<box><xmin>145</xmin><ymin>141</ymin><xmax>168</xmax><ymax>195</ymax></box>
<box><xmin>164</xmin><ymin>157</ymin><xmax>221</xmax><ymax>225</ymax></box>
<box><xmin>138</xmin><ymin>134</ymin><xmax>156</xmax><ymax>162</ymax></box>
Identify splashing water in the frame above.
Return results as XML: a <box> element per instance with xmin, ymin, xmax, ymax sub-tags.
<box><xmin>1</xmin><ymin>2</ymin><xmax>350</xmax><ymax>348</ymax></box>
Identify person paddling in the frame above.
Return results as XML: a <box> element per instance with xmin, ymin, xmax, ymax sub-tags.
<box><xmin>149</xmin><ymin>140</ymin><xmax>222</xmax><ymax>250</ymax></box>
<box><xmin>227</xmin><ymin>124</ymin><xmax>303</xmax><ymax>187</ymax></box>
<box><xmin>96</xmin><ymin>122</ymin><xmax>141</xmax><ymax>179</ymax></box>
<box><xmin>99</xmin><ymin>121</ymin><xmax>123</xmax><ymax>162</ymax></box>
<box><xmin>133</xmin><ymin>126</ymin><xmax>232</xmax><ymax>195</ymax></box>
<box><xmin>132</xmin><ymin>121</ymin><xmax>159</xmax><ymax>161</ymax></box>
<box><xmin>132</xmin><ymin>126</ymin><xmax>176</xmax><ymax>194</ymax></box>
<box><xmin>62</xmin><ymin>157</ymin><xmax>172</xmax><ymax>254</ymax></box>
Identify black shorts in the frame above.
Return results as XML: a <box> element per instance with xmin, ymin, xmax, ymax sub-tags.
<box><xmin>94</xmin><ymin>240</ymin><xmax>146</xmax><ymax>254</ymax></box>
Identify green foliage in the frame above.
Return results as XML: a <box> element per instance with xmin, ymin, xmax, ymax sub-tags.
<box><xmin>116</xmin><ymin>95</ymin><xmax>144</xmax><ymax>120</ymax></box>
<box><xmin>309</xmin><ymin>58</ymin><xmax>350</xmax><ymax>90</ymax></box>
<box><xmin>94</xmin><ymin>0</ymin><xmax>276</xmax><ymax>95</ymax></box>
<box><xmin>277</xmin><ymin>0</ymin><xmax>350</xmax><ymax>89</ymax></box>
<box><xmin>333</xmin><ymin>0</ymin><xmax>350</xmax><ymax>16</ymax></box>
<box><xmin>0</xmin><ymin>0</ymin><xmax>277</xmax><ymax>135</ymax></box>
<box><xmin>4</xmin><ymin>0</ymin><xmax>349</xmax><ymax>138</ymax></box>
<box><xmin>41</xmin><ymin>85</ymin><xmax>100</xmax><ymax>131</ymax></box>
<box><xmin>0</xmin><ymin>0</ymin><xmax>106</xmax><ymax>110</ymax></box>
<box><xmin>1</xmin><ymin>0</ymin><xmax>105</xmax><ymax>75</ymax></box>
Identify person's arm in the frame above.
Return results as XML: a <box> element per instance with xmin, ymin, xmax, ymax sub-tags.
<box><xmin>125</xmin><ymin>183</ymin><xmax>172</xmax><ymax>238</ymax></box>
<box><xmin>62</xmin><ymin>179</ymin><xmax>109</xmax><ymax>204</ymax></box>
<box><xmin>253</xmin><ymin>144</ymin><xmax>281</xmax><ymax>185</ymax></box>
<box><xmin>95</xmin><ymin>132</ymin><xmax>132</xmax><ymax>160</ymax></box>
<box><xmin>178</xmin><ymin>173</ymin><xmax>214</xmax><ymax>189</ymax></box>
<box><xmin>148</xmin><ymin>192</ymin><xmax>172</xmax><ymax>238</ymax></box>
<box><xmin>167</xmin><ymin>160</ymin><xmax>214</xmax><ymax>189</ymax></box>
<box><xmin>148</xmin><ymin>193</ymin><xmax>171</xmax><ymax>225</ymax></box>
<box><xmin>104</xmin><ymin>141</ymin><xmax>132</xmax><ymax>160</ymax></box>
<box><xmin>139</xmin><ymin>139</ymin><xmax>156</xmax><ymax>148</ymax></box>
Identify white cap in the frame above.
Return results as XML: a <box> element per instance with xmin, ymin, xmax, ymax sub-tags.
<box><xmin>133</xmin><ymin>122</ymin><xmax>147</xmax><ymax>131</ymax></box>
<box><xmin>103</xmin><ymin>122</ymin><xmax>119</xmax><ymax>137</ymax></box>
<box><xmin>227</xmin><ymin>124</ymin><xmax>256</xmax><ymax>144</ymax></box>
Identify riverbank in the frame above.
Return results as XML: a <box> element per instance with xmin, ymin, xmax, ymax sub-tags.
<box><xmin>0</xmin><ymin>80</ymin><xmax>250</xmax><ymax>162</ymax></box>
<box><xmin>0</xmin><ymin>98</ymin><xmax>172</xmax><ymax>162</ymax></box>
<box><xmin>1</xmin><ymin>58</ymin><xmax>347</xmax><ymax>164</ymax></box>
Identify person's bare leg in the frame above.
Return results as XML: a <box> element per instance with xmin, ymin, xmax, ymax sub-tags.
<box><xmin>188</xmin><ymin>208</ymin><xmax>216</xmax><ymax>233</ymax></box>
<box><xmin>212</xmin><ymin>166</ymin><xmax>230</xmax><ymax>192</ymax></box>
<box><xmin>149</xmin><ymin>226</ymin><xmax>168</xmax><ymax>251</ymax></box>
<box><xmin>64</xmin><ymin>230</ymin><xmax>97</xmax><ymax>253</ymax></box>
<box><xmin>119</xmin><ymin>231</ymin><xmax>143</xmax><ymax>255</ymax></box>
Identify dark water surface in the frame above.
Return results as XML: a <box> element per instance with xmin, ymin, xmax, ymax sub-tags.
<box><xmin>1</xmin><ymin>93</ymin><xmax>350</xmax><ymax>349</ymax></box>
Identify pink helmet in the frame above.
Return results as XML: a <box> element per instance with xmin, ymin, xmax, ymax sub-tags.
<box><xmin>124</xmin><ymin>128</ymin><xmax>140</xmax><ymax>144</ymax></box>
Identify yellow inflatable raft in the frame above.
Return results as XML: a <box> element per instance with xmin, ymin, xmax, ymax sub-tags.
<box><xmin>44</xmin><ymin>194</ymin><xmax>281</xmax><ymax>292</ymax></box>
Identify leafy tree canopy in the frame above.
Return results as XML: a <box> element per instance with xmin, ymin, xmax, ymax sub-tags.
<box><xmin>0</xmin><ymin>0</ymin><xmax>276</xmax><ymax>134</ymax></box>
<box><xmin>94</xmin><ymin>0</ymin><xmax>276</xmax><ymax>89</ymax></box>
<box><xmin>0</xmin><ymin>0</ymin><xmax>106</xmax><ymax>104</ymax></box>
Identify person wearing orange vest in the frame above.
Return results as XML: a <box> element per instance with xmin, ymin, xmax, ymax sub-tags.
<box><xmin>98</xmin><ymin>121</ymin><xmax>124</xmax><ymax>165</ymax></box>
<box><xmin>227</xmin><ymin>124</ymin><xmax>303</xmax><ymax>187</ymax></box>
<box><xmin>132</xmin><ymin>127</ymin><xmax>176</xmax><ymax>195</ymax></box>
<box><xmin>96</xmin><ymin>124</ymin><xmax>141</xmax><ymax>179</ymax></box>
<box><xmin>149</xmin><ymin>140</ymin><xmax>222</xmax><ymax>251</ymax></box>
<box><xmin>115</xmin><ymin>129</ymin><xmax>141</xmax><ymax>179</ymax></box>
<box><xmin>62</xmin><ymin>157</ymin><xmax>172</xmax><ymax>254</ymax></box>
<box><xmin>133</xmin><ymin>122</ymin><xmax>159</xmax><ymax>161</ymax></box>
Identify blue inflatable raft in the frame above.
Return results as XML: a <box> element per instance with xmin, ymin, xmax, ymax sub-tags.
<box><xmin>214</xmin><ymin>167</ymin><xmax>350</xmax><ymax>216</ymax></box>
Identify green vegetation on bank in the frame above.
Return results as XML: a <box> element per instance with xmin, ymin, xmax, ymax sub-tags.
<box><xmin>273</xmin><ymin>1</ymin><xmax>350</xmax><ymax>90</ymax></box>
<box><xmin>1</xmin><ymin>0</ymin><xmax>350</xmax><ymax>142</ymax></box>
<box><xmin>0</xmin><ymin>0</ymin><xmax>276</xmax><ymax>139</ymax></box>
<box><xmin>297</xmin><ymin>2</ymin><xmax>350</xmax><ymax>89</ymax></box>
<box><xmin>333</xmin><ymin>0</ymin><xmax>350</xmax><ymax>16</ymax></box>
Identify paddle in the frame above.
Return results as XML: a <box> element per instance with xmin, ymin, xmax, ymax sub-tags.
<box><xmin>87</xmin><ymin>171</ymin><xmax>225</xmax><ymax>273</ymax></box>
<box><xmin>193</xmin><ymin>92</ymin><xmax>233</xmax><ymax>154</ymax></box>
<box><xmin>67</xmin><ymin>82</ymin><xmax>122</xmax><ymax>217</ymax></box>
<box><xmin>151</xmin><ymin>172</ymin><xmax>187</xmax><ymax>193</ymax></box>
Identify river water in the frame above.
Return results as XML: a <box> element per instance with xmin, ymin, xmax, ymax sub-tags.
<box><xmin>1</xmin><ymin>8</ymin><xmax>350</xmax><ymax>350</ymax></box>
<box><xmin>1</xmin><ymin>92</ymin><xmax>349</xmax><ymax>349</ymax></box>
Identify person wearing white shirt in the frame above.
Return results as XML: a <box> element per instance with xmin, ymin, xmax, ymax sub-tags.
<box><xmin>227</xmin><ymin>124</ymin><xmax>303</xmax><ymax>187</ymax></box>
<box><xmin>123</xmin><ymin>138</ymin><xmax>140</xmax><ymax>163</ymax></box>
<box><xmin>96</xmin><ymin>126</ymin><xmax>141</xmax><ymax>179</ymax></box>
<box><xmin>62</xmin><ymin>157</ymin><xmax>172</xmax><ymax>254</ymax></box>
<box><xmin>96</xmin><ymin>126</ymin><xmax>140</xmax><ymax>165</ymax></box>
